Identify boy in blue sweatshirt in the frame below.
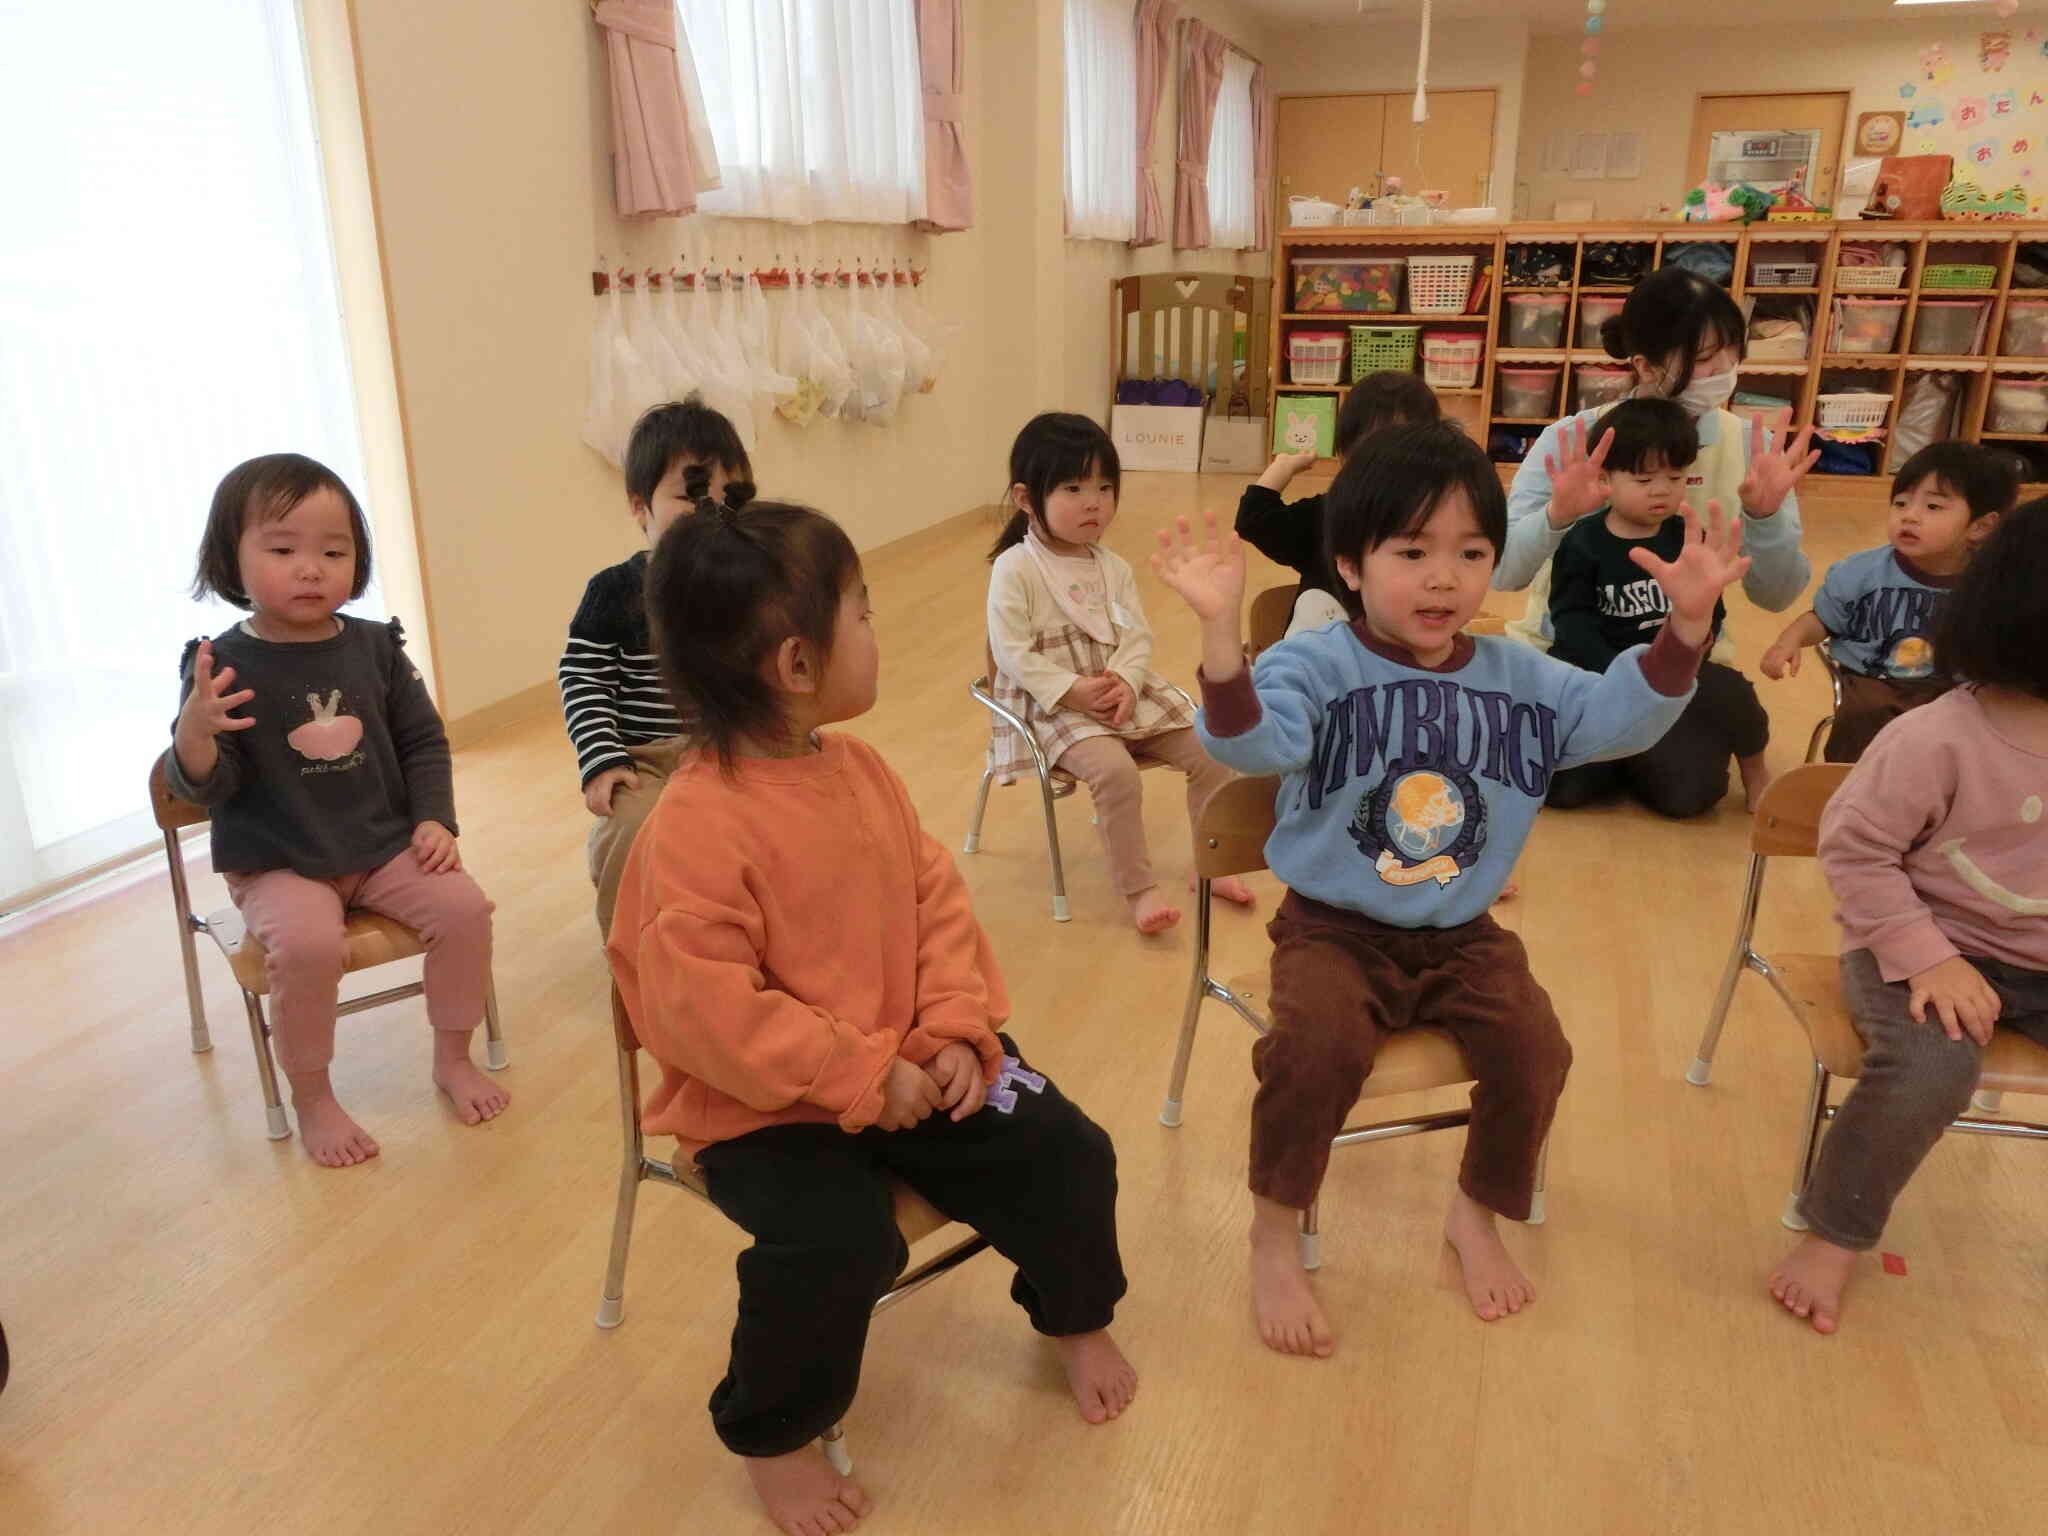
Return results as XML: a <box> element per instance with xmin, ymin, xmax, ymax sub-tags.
<box><xmin>1152</xmin><ymin>422</ymin><xmax>1750</xmax><ymax>1357</ymax></box>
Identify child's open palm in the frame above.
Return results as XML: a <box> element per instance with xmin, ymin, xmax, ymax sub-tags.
<box><xmin>177</xmin><ymin>640</ymin><xmax>257</xmax><ymax>740</ymax></box>
<box><xmin>1542</xmin><ymin>419</ymin><xmax>1614</xmax><ymax>529</ymax></box>
<box><xmin>1150</xmin><ymin>512</ymin><xmax>1245</xmax><ymax>622</ymax></box>
<box><xmin>1628</xmin><ymin>499</ymin><xmax>1752</xmax><ymax>625</ymax></box>
<box><xmin>1737</xmin><ymin>417</ymin><xmax>1820</xmax><ymax>518</ymax></box>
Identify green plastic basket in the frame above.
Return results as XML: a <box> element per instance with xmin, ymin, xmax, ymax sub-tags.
<box><xmin>1922</xmin><ymin>263</ymin><xmax>1997</xmax><ymax>290</ymax></box>
<box><xmin>1349</xmin><ymin>324</ymin><xmax>1420</xmax><ymax>382</ymax></box>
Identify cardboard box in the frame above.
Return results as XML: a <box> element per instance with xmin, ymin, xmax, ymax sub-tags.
<box><xmin>1110</xmin><ymin>403</ymin><xmax>1204</xmax><ymax>472</ymax></box>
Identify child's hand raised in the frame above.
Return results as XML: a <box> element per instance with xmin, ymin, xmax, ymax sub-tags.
<box><xmin>1150</xmin><ymin>511</ymin><xmax>1245</xmax><ymax>622</ymax></box>
<box><xmin>1738</xmin><ymin>418</ymin><xmax>1820</xmax><ymax>519</ymax></box>
<box><xmin>1542</xmin><ymin>419</ymin><xmax>1614</xmax><ymax>531</ymax></box>
<box><xmin>176</xmin><ymin>640</ymin><xmax>257</xmax><ymax>741</ymax></box>
<box><xmin>411</xmin><ymin>819</ymin><xmax>462</xmax><ymax>874</ymax></box>
<box><xmin>923</xmin><ymin>1041</ymin><xmax>988</xmax><ymax>1122</ymax></box>
<box><xmin>1628</xmin><ymin>499</ymin><xmax>1752</xmax><ymax>649</ymax></box>
<box><xmin>876</xmin><ymin>1057</ymin><xmax>942</xmax><ymax>1131</ymax></box>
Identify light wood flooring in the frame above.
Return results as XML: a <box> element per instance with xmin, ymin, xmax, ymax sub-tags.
<box><xmin>4</xmin><ymin>472</ymin><xmax>2046</xmax><ymax>1535</ymax></box>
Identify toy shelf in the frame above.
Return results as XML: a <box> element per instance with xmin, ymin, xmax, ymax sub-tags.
<box><xmin>1270</xmin><ymin>218</ymin><xmax>2048</xmax><ymax>481</ymax></box>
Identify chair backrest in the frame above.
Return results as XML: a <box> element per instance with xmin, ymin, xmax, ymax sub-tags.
<box><xmin>1467</xmin><ymin>614</ymin><xmax>1509</xmax><ymax>637</ymax></box>
<box><xmin>148</xmin><ymin>754</ymin><xmax>209</xmax><ymax>832</ymax></box>
<box><xmin>1193</xmin><ymin>774</ymin><xmax>1282</xmax><ymax>878</ymax></box>
<box><xmin>1112</xmin><ymin>271</ymin><xmax>1273</xmax><ymax>419</ymax></box>
<box><xmin>1246</xmin><ymin>585</ymin><xmax>1297</xmax><ymax>658</ymax></box>
<box><xmin>1749</xmin><ymin>762</ymin><xmax>1853</xmax><ymax>858</ymax></box>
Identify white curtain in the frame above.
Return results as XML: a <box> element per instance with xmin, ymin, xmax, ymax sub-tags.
<box><xmin>1206</xmin><ymin>49</ymin><xmax>1256</xmax><ymax>250</ymax></box>
<box><xmin>1063</xmin><ymin>0</ymin><xmax>1138</xmax><ymax>240</ymax></box>
<box><xmin>680</xmin><ymin>0</ymin><xmax>927</xmax><ymax>225</ymax></box>
<box><xmin>0</xmin><ymin>0</ymin><xmax>377</xmax><ymax>905</ymax></box>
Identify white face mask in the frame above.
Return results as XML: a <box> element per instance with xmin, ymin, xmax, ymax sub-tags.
<box><xmin>1667</xmin><ymin>367</ymin><xmax>1737</xmax><ymax>418</ymax></box>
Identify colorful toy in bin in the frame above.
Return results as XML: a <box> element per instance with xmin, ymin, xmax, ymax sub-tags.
<box><xmin>1291</xmin><ymin>257</ymin><xmax>1404</xmax><ymax>313</ymax></box>
<box><xmin>1683</xmin><ymin>181</ymin><xmax>1776</xmax><ymax>223</ymax></box>
<box><xmin>1275</xmin><ymin>395</ymin><xmax>1336</xmax><ymax>458</ymax></box>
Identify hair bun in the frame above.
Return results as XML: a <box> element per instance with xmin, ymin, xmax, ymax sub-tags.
<box><xmin>724</xmin><ymin>481</ymin><xmax>757</xmax><ymax>511</ymax></box>
<box><xmin>681</xmin><ymin>462</ymin><xmax>713</xmax><ymax>504</ymax></box>
<box><xmin>1599</xmin><ymin>313</ymin><xmax>1629</xmax><ymax>360</ymax></box>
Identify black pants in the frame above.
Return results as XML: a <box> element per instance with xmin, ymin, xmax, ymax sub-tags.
<box><xmin>694</xmin><ymin>1035</ymin><xmax>1124</xmax><ymax>1458</ymax></box>
<box><xmin>1546</xmin><ymin>660</ymin><xmax>1769</xmax><ymax>819</ymax></box>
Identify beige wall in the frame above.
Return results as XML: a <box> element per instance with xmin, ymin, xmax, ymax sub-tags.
<box><xmin>1517</xmin><ymin>16</ymin><xmax>2048</xmax><ymax>220</ymax></box>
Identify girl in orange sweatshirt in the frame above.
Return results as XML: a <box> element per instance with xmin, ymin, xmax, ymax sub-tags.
<box><xmin>607</xmin><ymin>494</ymin><xmax>1133</xmax><ymax>1536</ymax></box>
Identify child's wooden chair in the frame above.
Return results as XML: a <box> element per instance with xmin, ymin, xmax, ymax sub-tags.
<box><xmin>1159</xmin><ymin>774</ymin><xmax>1546</xmax><ymax>1270</ymax></box>
<box><xmin>964</xmin><ymin>644</ymin><xmax>1191</xmax><ymax>923</ymax></box>
<box><xmin>595</xmin><ymin>985</ymin><xmax>990</xmax><ymax>1475</ymax></box>
<box><xmin>1246</xmin><ymin>585</ymin><xmax>1298</xmax><ymax>657</ymax></box>
<box><xmin>1682</xmin><ymin>762</ymin><xmax>2048</xmax><ymax>1226</ymax></box>
<box><xmin>150</xmin><ymin>755</ymin><xmax>507</xmax><ymax>1141</ymax></box>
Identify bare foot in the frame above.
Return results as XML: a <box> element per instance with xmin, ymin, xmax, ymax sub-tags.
<box><xmin>432</xmin><ymin>1032</ymin><xmax>510</xmax><ymax>1125</ymax></box>
<box><xmin>1195</xmin><ymin>873</ymin><xmax>1257</xmax><ymax>908</ymax></box>
<box><xmin>1444</xmin><ymin>1189</ymin><xmax>1535</xmax><ymax>1322</ymax></box>
<box><xmin>1768</xmin><ymin>1234</ymin><xmax>1854</xmax><ymax>1335</ymax></box>
<box><xmin>744</xmin><ymin>1445</ymin><xmax>871</xmax><ymax>1536</ymax></box>
<box><xmin>1494</xmin><ymin>879</ymin><xmax>1520</xmax><ymax>903</ymax></box>
<box><xmin>293</xmin><ymin>1090</ymin><xmax>380</xmax><ymax>1168</ymax></box>
<box><xmin>1249</xmin><ymin>1196</ymin><xmax>1333</xmax><ymax>1357</ymax></box>
<box><xmin>1129</xmin><ymin>885</ymin><xmax>1181</xmax><ymax>935</ymax></box>
<box><xmin>1052</xmin><ymin>1329</ymin><xmax>1138</xmax><ymax>1423</ymax></box>
<box><xmin>1739</xmin><ymin>751</ymin><xmax>1773</xmax><ymax>814</ymax></box>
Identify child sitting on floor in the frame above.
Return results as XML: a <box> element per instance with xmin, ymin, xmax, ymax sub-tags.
<box><xmin>1236</xmin><ymin>371</ymin><xmax>1440</xmax><ymax>637</ymax></box>
<box><xmin>1152</xmin><ymin>422</ymin><xmax>1748</xmax><ymax>1355</ymax></box>
<box><xmin>986</xmin><ymin>411</ymin><xmax>1249</xmax><ymax>934</ymax></box>
<box><xmin>560</xmin><ymin>396</ymin><xmax>755</xmax><ymax>935</ymax></box>
<box><xmin>1760</xmin><ymin>441</ymin><xmax>2016</xmax><ymax>763</ymax></box>
<box><xmin>1770</xmin><ymin>497</ymin><xmax>2048</xmax><ymax>1335</ymax></box>
<box><xmin>1545</xmin><ymin>397</ymin><xmax>1772</xmax><ymax>816</ymax></box>
<box><xmin>609</xmin><ymin>495</ymin><xmax>1134</xmax><ymax>1536</ymax></box>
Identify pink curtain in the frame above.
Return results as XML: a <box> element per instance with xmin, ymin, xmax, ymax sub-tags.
<box><xmin>1250</xmin><ymin>60</ymin><xmax>1273</xmax><ymax>252</ymax></box>
<box><xmin>593</xmin><ymin>0</ymin><xmax>700</xmax><ymax>218</ymax></box>
<box><xmin>1130</xmin><ymin>0</ymin><xmax>1180</xmax><ymax>248</ymax></box>
<box><xmin>1172</xmin><ymin>21</ymin><xmax>1227</xmax><ymax>250</ymax></box>
<box><xmin>914</xmin><ymin>0</ymin><xmax>973</xmax><ymax>232</ymax></box>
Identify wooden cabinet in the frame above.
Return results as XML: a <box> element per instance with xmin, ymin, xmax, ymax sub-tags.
<box><xmin>1275</xmin><ymin>90</ymin><xmax>1496</xmax><ymax>225</ymax></box>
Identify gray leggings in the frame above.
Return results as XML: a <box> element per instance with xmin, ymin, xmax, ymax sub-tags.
<box><xmin>1799</xmin><ymin>947</ymin><xmax>2048</xmax><ymax>1250</ymax></box>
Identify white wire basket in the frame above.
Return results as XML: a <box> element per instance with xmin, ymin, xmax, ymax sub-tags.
<box><xmin>1407</xmin><ymin>254</ymin><xmax>1477</xmax><ymax>314</ymax></box>
<box><xmin>1833</xmin><ymin>266</ymin><xmax>1906</xmax><ymax>291</ymax></box>
<box><xmin>1749</xmin><ymin>261</ymin><xmax>1818</xmax><ymax>287</ymax></box>
<box><xmin>1816</xmin><ymin>392</ymin><xmax>1892</xmax><ymax>430</ymax></box>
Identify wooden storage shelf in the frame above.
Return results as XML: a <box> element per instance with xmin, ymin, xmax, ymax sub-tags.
<box><xmin>1266</xmin><ymin>218</ymin><xmax>2048</xmax><ymax>463</ymax></box>
<box><xmin>1979</xmin><ymin>432</ymin><xmax>2048</xmax><ymax>441</ymax></box>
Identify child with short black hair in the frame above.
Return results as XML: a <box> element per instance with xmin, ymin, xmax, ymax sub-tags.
<box><xmin>559</xmin><ymin>396</ymin><xmax>756</xmax><ymax>934</ymax></box>
<box><xmin>167</xmin><ymin>453</ymin><xmax>502</xmax><ymax>1166</ymax></box>
<box><xmin>1770</xmin><ymin>497</ymin><xmax>2048</xmax><ymax>1335</ymax></box>
<box><xmin>1545</xmin><ymin>397</ymin><xmax>1773</xmax><ymax>816</ymax></box>
<box><xmin>1761</xmin><ymin>440</ymin><xmax>2016</xmax><ymax>762</ymax></box>
<box><xmin>611</xmin><ymin>496</ymin><xmax>1133</xmax><ymax>1535</ymax></box>
<box><xmin>1154</xmin><ymin>421</ymin><xmax>1749</xmax><ymax>1354</ymax></box>
<box><xmin>1236</xmin><ymin>371</ymin><xmax>1442</xmax><ymax>637</ymax></box>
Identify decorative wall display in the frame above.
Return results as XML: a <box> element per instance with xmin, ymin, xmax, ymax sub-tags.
<box><xmin>1856</xmin><ymin>111</ymin><xmax>1905</xmax><ymax>157</ymax></box>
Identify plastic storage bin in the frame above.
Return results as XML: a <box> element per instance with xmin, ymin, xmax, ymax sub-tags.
<box><xmin>1833</xmin><ymin>265</ymin><xmax>1906</xmax><ymax>291</ymax></box>
<box><xmin>2000</xmin><ymin>299</ymin><xmax>2048</xmax><ymax>356</ymax></box>
<box><xmin>1921</xmin><ymin>263</ymin><xmax>1997</xmax><ymax>290</ymax></box>
<box><xmin>1749</xmin><ymin>259</ymin><xmax>1818</xmax><ymax>288</ymax></box>
<box><xmin>1421</xmin><ymin>329</ymin><xmax>1482</xmax><ymax>389</ymax></box>
<box><xmin>1348</xmin><ymin>324</ymin><xmax>1420</xmax><ymax>381</ymax></box>
<box><xmin>1816</xmin><ymin>393</ymin><xmax>1892</xmax><ymax>431</ymax></box>
<box><xmin>1505</xmin><ymin>293</ymin><xmax>1568</xmax><ymax>348</ymax></box>
<box><xmin>1287</xmin><ymin>330</ymin><xmax>1347</xmax><ymax>386</ymax></box>
<box><xmin>1291</xmin><ymin>257</ymin><xmax>1404</xmax><ymax>313</ymax></box>
<box><xmin>1989</xmin><ymin>379</ymin><xmax>2048</xmax><ymax>434</ymax></box>
<box><xmin>1497</xmin><ymin>364</ymin><xmax>1561</xmax><ymax>419</ymax></box>
<box><xmin>1406</xmin><ymin>254</ymin><xmax>1477</xmax><ymax>314</ymax></box>
<box><xmin>1574</xmin><ymin>365</ymin><xmax>1632</xmax><ymax>411</ymax></box>
<box><xmin>1576</xmin><ymin>293</ymin><xmax>1626</xmax><ymax>350</ymax></box>
<box><xmin>1830</xmin><ymin>297</ymin><xmax>1905</xmax><ymax>354</ymax></box>
<box><xmin>1729</xmin><ymin>392</ymin><xmax>1795</xmax><ymax>431</ymax></box>
<box><xmin>1910</xmin><ymin>299</ymin><xmax>1987</xmax><ymax>355</ymax></box>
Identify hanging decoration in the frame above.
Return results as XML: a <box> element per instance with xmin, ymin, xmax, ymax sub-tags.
<box><xmin>1579</xmin><ymin>0</ymin><xmax>1605</xmax><ymax>98</ymax></box>
<box><xmin>1412</xmin><ymin>0</ymin><xmax>1432</xmax><ymax>124</ymax></box>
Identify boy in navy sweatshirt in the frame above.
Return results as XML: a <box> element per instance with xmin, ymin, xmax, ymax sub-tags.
<box><xmin>1152</xmin><ymin>423</ymin><xmax>1748</xmax><ymax>1357</ymax></box>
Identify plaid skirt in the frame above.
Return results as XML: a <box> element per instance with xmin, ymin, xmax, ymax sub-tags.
<box><xmin>988</xmin><ymin>622</ymin><xmax>1196</xmax><ymax>780</ymax></box>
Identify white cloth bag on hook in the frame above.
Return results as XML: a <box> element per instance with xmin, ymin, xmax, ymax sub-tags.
<box><xmin>898</xmin><ymin>276</ymin><xmax>944</xmax><ymax>392</ymax></box>
<box><xmin>739</xmin><ymin>270</ymin><xmax>800</xmax><ymax>410</ymax></box>
<box><xmin>679</xmin><ymin>271</ymin><xmax>756</xmax><ymax>446</ymax></box>
<box><xmin>628</xmin><ymin>273</ymin><xmax>690</xmax><ymax>404</ymax></box>
<box><xmin>773</xmin><ymin>273</ymin><xmax>827</xmax><ymax>426</ymax></box>
<box><xmin>876</xmin><ymin>272</ymin><xmax>931</xmax><ymax>400</ymax></box>
<box><xmin>802</xmin><ymin>271</ymin><xmax>857</xmax><ymax>419</ymax></box>
<box><xmin>654</xmin><ymin>268</ymin><xmax>708</xmax><ymax>397</ymax></box>
<box><xmin>583</xmin><ymin>279</ymin><xmax>663</xmax><ymax>467</ymax></box>
<box><xmin>841</xmin><ymin>272</ymin><xmax>904</xmax><ymax>425</ymax></box>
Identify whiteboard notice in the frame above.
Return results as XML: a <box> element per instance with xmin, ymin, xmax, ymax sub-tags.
<box><xmin>1606</xmin><ymin>132</ymin><xmax>1642</xmax><ymax>180</ymax></box>
<box><xmin>1569</xmin><ymin>133</ymin><xmax>1608</xmax><ymax>182</ymax></box>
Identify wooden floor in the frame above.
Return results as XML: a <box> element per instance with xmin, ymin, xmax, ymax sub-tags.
<box><xmin>5</xmin><ymin>472</ymin><xmax>2047</xmax><ymax>1535</ymax></box>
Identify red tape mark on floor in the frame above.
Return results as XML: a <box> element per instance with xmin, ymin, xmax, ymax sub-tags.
<box><xmin>1881</xmin><ymin>1252</ymin><xmax>1907</xmax><ymax>1277</ymax></box>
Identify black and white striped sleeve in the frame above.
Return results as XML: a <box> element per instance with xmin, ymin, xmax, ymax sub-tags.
<box><xmin>559</xmin><ymin>577</ymin><xmax>634</xmax><ymax>788</ymax></box>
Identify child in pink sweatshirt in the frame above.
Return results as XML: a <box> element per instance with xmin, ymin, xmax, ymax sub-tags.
<box><xmin>1769</xmin><ymin>498</ymin><xmax>2048</xmax><ymax>1335</ymax></box>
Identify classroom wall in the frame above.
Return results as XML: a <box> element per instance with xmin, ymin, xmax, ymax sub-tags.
<box><xmin>1517</xmin><ymin>15</ymin><xmax>2048</xmax><ymax>220</ymax></box>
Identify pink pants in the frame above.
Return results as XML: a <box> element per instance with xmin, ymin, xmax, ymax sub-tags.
<box><xmin>224</xmin><ymin>852</ymin><xmax>494</xmax><ymax>1074</ymax></box>
<box><xmin>1054</xmin><ymin>727</ymin><xmax>1233</xmax><ymax>898</ymax></box>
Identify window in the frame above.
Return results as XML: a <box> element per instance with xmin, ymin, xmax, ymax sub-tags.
<box><xmin>1206</xmin><ymin>50</ymin><xmax>1256</xmax><ymax>250</ymax></box>
<box><xmin>0</xmin><ymin>0</ymin><xmax>378</xmax><ymax>906</ymax></box>
<box><xmin>680</xmin><ymin>0</ymin><xmax>927</xmax><ymax>225</ymax></box>
<box><xmin>1063</xmin><ymin>0</ymin><xmax>1138</xmax><ymax>240</ymax></box>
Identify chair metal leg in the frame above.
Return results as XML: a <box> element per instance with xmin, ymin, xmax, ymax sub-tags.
<box><xmin>241</xmin><ymin>991</ymin><xmax>291</xmax><ymax>1141</ymax></box>
<box><xmin>821</xmin><ymin>1423</ymin><xmax>853</xmax><ymax>1476</ymax></box>
<box><xmin>1033</xmin><ymin>763</ymin><xmax>1071</xmax><ymax>923</ymax></box>
<box><xmin>1972</xmin><ymin>1088</ymin><xmax>2004</xmax><ymax>1115</ymax></box>
<box><xmin>482</xmin><ymin>980</ymin><xmax>509</xmax><ymax>1071</ymax></box>
<box><xmin>1782</xmin><ymin>1061</ymin><xmax>1831</xmax><ymax>1232</ymax></box>
<box><xmin>962</xmin><ymin>768</ymin><xmax>995</xmax><ymax>854</ymax></box>
<box><xmin>1689</xmin><ymin>855</ymin><xmax>1766</xmax><ymax>1086</ymax></box>
<box><xmin>1526</xmin><ymin>1137</ymin><xmax>1549</xmax><ymax>1226</ymax></box>
<box><xmin>597</xmin><ymin>1038</ymin><xmax>645</xmax><ymax>1329</ymax></box>
<box><xmin>164</xmin><ymin>831</ymin><xmax>211</xmax><ymax>1053</ymax></box>
<box><xmin>1299</xmin><ymin>1200</ymin><xmax>1322</xmax><ymax>1272</ymax></box>
<box><xmin>1159</xmin><ymin>878</ymin><xmax>1214</xmax><ymax>1127</ymax></box>
<box><xmin>1804</xmin><ymin>715</ymin><xmax>1832</xmax><ymax>765</ymax></box>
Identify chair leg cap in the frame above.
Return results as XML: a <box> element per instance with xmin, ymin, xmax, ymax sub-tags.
<box><xmin>1525</xmin><ymin>1191</ymin><xmax>1546</xmax><ymax>1226</ymax></box>
<box><xmin>1780</xmin><ymin>1193</ymin><xmax>1809</xmax><ymax>1232</ymax></box>
<box><xmin>191</xmin><ymin>1036</ymin><xmax>213</xmax><ymax>1055</ymax></box>
<box><xmin>1684</xmin><ymin>1057</ymin><xmax>1713</xmax><ymax>1087</ymax></box>
<box><xmin>486</xmin><ymin>1040</ymin><xmax>510</xmax><ymax>1071</ymax></box>
<box><xmin>595</xmin><ymin>1296</ymin><xmax>625</xmax><ymax>1330</ymax></box>
<box><xmin>821</xmin><ymin>1431</ymin><xmax>853</xmax><ymax>1477</ymax></box>
<box><xmin>265</xmin><ymin>1105</ymin><xmax>292</xmax><ymax>1141</ymax></box>
<box><xmin>1159</xmin><ymin>1099</ymin><xmax>1183</xmax><ymax>1129</ymax></box>
<box><xmin>1299</xmin><ymin>1233</ymin><xmax>1322</xmax><ymax>1272</ymax></box>
<box><xmin>1051</xmin><ymin>896</ymin><xmax>1072</xmax><ymax>923</ymax></box>
<box><xmin>962</xmin><ymin>834</ymin><xmax>980</xmax><ymax>853</ymax></box>
<box><xmin>1972</xmin><ymin>1089</ymin><xmax>2004</xmax><ymax>1115</ymax></box>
